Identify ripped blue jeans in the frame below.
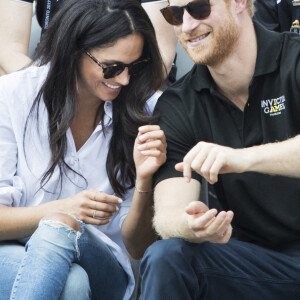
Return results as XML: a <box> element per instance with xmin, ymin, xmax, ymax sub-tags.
<box><xmin>0</xmin><ymin>215</ymin><xmax>127</xmax><ymax>300</ymax></box>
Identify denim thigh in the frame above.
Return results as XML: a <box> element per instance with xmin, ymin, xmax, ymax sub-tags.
<box><xmin>0</xmin><ymin>241</ymin><xmax>90</xmax><ymax>300</ymax></box>
<box><xmin>141</xmin><ymin>238</ymin><xmax>300</xmax><ymax>300</ymax></box>
<box><xmin>77</xmin><ymin>228</ymin><xmax>128</xmax><ymax>300</ymax></box>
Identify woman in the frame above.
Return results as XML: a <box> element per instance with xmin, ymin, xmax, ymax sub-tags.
<box><xmin>0</xmin><ymin>0</ymin><xmax>166</xmax><ymax>299</ymax></box>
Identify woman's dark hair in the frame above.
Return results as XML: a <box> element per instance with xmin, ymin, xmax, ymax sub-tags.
<box><xmin>26</xmin><ymin>0</ymin><xmax>165</xmax><ymax>196</ymax></box>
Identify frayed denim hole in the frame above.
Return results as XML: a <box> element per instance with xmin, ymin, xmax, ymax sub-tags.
<box><xmin>40</xmin><ymin>220</ymin><xmax>82</xmax><ymax>260</ymax></box>
<box><xmin>64</xmin><ymin>213</ymin><xmax>85</xmax><ymax>234</ymax></box>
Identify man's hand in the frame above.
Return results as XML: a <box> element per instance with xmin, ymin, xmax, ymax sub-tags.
<box><xmin>186</xmin><ymin>201</ymin><xmax>234</xmax><ymax>243</ymax></box>
<box><xmin>175</xmin><ymin>142</ymin><xmax>249</xmax><ymax>184</ymax></box>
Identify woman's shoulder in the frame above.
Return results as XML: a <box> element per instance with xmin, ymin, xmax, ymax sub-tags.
<box><xmin>0</xmin><ymin>65</ymin><xmax>48</xmax><ymax>103</ymax></box>
<box><xmin>0</xmin><ymin>66</ymin><xmax>48</xmax><ymax>111</ymax></box>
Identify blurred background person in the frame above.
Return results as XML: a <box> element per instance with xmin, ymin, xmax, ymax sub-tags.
<box><xmin>0</xmin><ymin>0</ymin><xmax>177</xmax><ymax>80</ymax></box>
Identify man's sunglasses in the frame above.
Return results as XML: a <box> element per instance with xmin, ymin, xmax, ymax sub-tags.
<box><xmin>86</xmin><ymin>51</ymin><xmax>150</xmax><ymax>79</ymax></box>
<box><xmin>160</xmin><ymin>0</ymin><xmax>211</xmax><ymax>25</ymax></box>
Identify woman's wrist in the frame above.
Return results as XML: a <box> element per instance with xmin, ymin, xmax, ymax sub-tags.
<box><xmin>135</xmin><ymin>176</ymin><xmax>153</xmax><ymax>193</ymax></box>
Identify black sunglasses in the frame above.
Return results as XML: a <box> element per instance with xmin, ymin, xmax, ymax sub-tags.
<box><xmin>86</xmin><ymin>51</ymin><xmax>150</xmax><ymax>79</ymax></box>
<box><xmin>160</xmin><ymin>0</ymin><xmax>211</xmax><ymax>25</ymax></box>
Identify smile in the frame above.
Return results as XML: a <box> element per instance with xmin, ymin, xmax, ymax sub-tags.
<box><xmin>189</xmin><ymin>32</ymin><xmax>210</xmax><ymax>43</ymax></box>
<box><xmin>104</xmin><ymin>82</ymin><xmax>121</xmax><ymax>89</ymax></box>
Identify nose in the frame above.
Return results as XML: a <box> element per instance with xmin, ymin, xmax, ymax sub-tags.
<box><xmin>114</xmin><ymin>67</ymin><xmax>130</xmax><ymax>86</ymax></box>
<box><xmin>181</xmin><ymin>9</ymin><xmax>200</xmax><ymax>34</ymax></box>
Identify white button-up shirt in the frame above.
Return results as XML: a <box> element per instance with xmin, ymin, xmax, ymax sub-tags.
<box><xmin>0</xmin><ymin>65</ymin><xmax>159</xmax><ymax>299</ymax></box>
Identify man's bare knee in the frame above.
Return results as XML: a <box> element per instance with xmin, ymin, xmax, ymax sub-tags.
<box><xmin>42</xmin><ymin>212</ymin><xmax>82</xmax><ymax>232</ymax></box>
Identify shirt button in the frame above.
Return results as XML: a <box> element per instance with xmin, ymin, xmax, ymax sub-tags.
<box><xmin>247</xmin><ymin>103</ymin><xmax>250</xmax><ymax>107</ymax></box>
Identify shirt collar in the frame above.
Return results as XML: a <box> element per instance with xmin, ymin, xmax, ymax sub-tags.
<box><xmin>102</xmin><ymin>101</ymin><xmax>113</xmax><ymax>127</ymax></box>
<box><xmin>190</xmin><ymin>21</ymin><xmax>283</xmax><ymax>92</ymax></box>
<box><xmin>104</xmin><ymin>101</ymin><xmax>112</xmax><ymax>119</ymax></box>
<box><xmin>253</xmin><ymin>21</ymin><xmax>283</xmax><ymax>77</ymax></box>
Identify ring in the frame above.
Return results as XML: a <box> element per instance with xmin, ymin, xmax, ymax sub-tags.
<box><xmin>93</xmin><ymin>210</ymin><xmax>96</xmax><ymax>218</ymax></box>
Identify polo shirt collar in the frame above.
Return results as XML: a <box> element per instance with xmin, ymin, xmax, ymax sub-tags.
<box><xmin>253</xmin><ymin>21</ymin><xmax>282</xmax><ymax>77</ymax></box>
<box><xmin>190</xmin><ymin>21</ymin><xmax>283</xmax><ymax>92</ymax></box>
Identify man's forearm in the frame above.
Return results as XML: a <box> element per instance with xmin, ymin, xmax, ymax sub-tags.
<box><xmin>153</xmin><ymin>201</ymin><xmax>199</xmax><ymax>242</ymax></box>
<box><xmin>153</xmin><ymin>178</ymin><xmax>201</xmax><ymax>242</ymax></box>
<box><xmin>244</xmin><ymin>135</ymin><xmax>300</xmax><ymax>177</ymax></box>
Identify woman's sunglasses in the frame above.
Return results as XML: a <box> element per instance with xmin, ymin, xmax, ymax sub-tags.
<box><xmin>160</xmin><ymin>0</ymin><xmax>211</xmax><ymax>25</ymax></box>
<box><xmin>86</xmin><ymin>51</ymin><xmax>150</xmax><ymax>79</ymax></box>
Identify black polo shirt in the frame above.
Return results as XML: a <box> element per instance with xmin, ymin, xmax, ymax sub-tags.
<box><xmin>154</xmin><ymin>21</ymin><xmax>300</xmax><ymax>248</ymax></box>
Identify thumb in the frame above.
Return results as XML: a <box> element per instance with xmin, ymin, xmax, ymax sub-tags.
<box><xmin>185</xmin><ymin>201</ymin><xmax>209</xmax><ymax>215</ymax></box>
<box><xmin>175</xmin><ymin>162</ymin><xmax>184</xmax><ymax>172</ymax></box>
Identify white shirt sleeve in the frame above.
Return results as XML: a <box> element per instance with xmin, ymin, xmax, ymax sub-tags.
<box><xmin>0</xmin><ymin>88</ymin><xmax>24</xmax><ymax>207</ymax></box>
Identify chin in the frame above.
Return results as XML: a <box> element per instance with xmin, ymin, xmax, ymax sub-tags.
<box><xmin>97</xmin><ymin>90</ymin><xmax>121</xmax><ymax>102</ymax></box>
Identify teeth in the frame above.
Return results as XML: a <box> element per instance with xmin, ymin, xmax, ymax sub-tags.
<box><xmin>104</xmin><ymin>82</ymin><xmax>120</xmax><ymax>89</ymax></box>
<box><xmin>190</xmin><ymin>33</ymin><xmax>209</xmax><ymax>43</ymax></box>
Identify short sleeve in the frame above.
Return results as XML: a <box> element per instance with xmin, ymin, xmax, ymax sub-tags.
<box><xmin>153</xmin><ymin>89</ymin><xmax>202</xmax><ymax>186</ymax></box>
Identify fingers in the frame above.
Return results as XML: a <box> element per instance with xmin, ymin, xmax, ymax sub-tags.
<box><xmin>89</xmin><ymin>190</ymin><xmax>122</xmax><ymax>205</ymax></box>
<box><xmin>137</xmin><ymin>140</ymin><xmax>165</xmax><ymax>154</ymax></box>
<box><xmin>90</xmin><ymin>209</ymin><xmax>113</xmax><ymax>219</ymax></box>
<box><xmin>87</xmin><ymin>190</ymin><xmax>122</xmax><ymax>222</ymax></box>
<box><xmin>183</xmin><ymin>144</ymin><xmax>203</xmax><ymax>183</ymax></box>
<box><xmin>219</xmin><ymin>224</ymin><xmax>232</xmax><ymax>243</ymax></box>
<box><xmin>136</xmin><ymin>126</ymin><xmax>167</xmax><ymax>164</ymax></box>
<box><xmin>92</xmin><ymin>201</ymin><xmax>119</xmax><ymax>214</ymax></box>
<box><xmin>175</xmin><ymin>162</ymin><xmax>183</xmax><ymax>172</ymax></box>
<box><xmin>205</xmin><ymin>211</ymin><xmax>233</xmax><ymax>243</ymax></box>
<box><xmin>85</xmin><ymin>216</ymin><xmax>112</xmax><ymax>226</ymax></box>
<box><xmin>138</xmin><ymin>126</ymin><xmax>166</xmax><ymax>145</ymax></box>
<box><xmin>187</xmin><ymin>206</ymin><xmax>234</xmax><ymax>244</ymax></box>
<box><xmin>176</xmin><ymin>142</ymin><xmax>225</xmax><ymax>184</ymax></box>
<box><xmin>185</xmin><ymin>201</ymin><xmax>210</xmax><ymax>215</ymax></box>
<box><xmin>205</xmin><ymin>211</ymin><xmax>233</xmax><ymax>239</ymax></box>
<box><xmin>188</xmin><ymin>209</ymin><xmax>218</xmax><ymax>232</ymax></box>
<box><xmin>138</xmin><ymin>125</ymin><xmax>161</xmax><ymax>134</ymax></box>
<box><xmin>208</xmin><ymin>159</ymin><xmax>225</xmax><ymax>184</ymax></box>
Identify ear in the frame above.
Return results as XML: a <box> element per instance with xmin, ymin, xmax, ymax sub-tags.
<box><xmin>234</xmin><ymin>0</ymin><xmax>248</xmax><ymax>15</ymax></box>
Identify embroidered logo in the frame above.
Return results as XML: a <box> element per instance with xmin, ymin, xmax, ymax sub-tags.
<box><xmin>261</xmin><ymin>95</ymin><xmax>286</xmax><ymax>117</ymax></box>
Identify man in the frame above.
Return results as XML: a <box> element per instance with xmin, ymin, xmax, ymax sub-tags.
<box><xmin>140</xmin><ymin>0</ymin><xmax>300</xmax><ymax>299</ymax></box>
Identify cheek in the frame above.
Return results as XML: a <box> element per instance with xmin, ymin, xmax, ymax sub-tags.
<box><xmin>86</xmin><ymin>70</ymin><xmax>105</xmax><ymax>90</ymax></box>
<box><xmin>80</xmin><ymin>70</ymin><xmax>104</xmax><ymax>95</ymax></box>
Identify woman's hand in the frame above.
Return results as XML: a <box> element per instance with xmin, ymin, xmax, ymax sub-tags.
<box><xmin>59</xmin><ymin>189</ymin><xmax>122</xmax><ymax>226</ymax></box>
<box><xmin>134</xmin><ymin>125</ymin><xmax>167</xmax><ymax>179</ymax></box>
